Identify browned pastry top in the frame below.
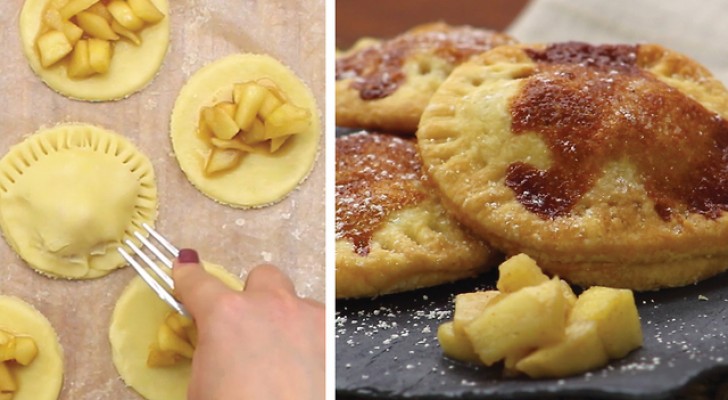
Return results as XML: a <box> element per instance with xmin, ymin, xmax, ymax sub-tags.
<box><xmin>336</xmin><ymin>23</ymin><xmax>516</xmax><ymax>100</ymax></box>
<box><xmin>336</xmin><ymin>132</ymin><xmax>427</xmax><ymax>255</ymax></box>
<box><xmin>507</xmin><ymin>42</ymin><xmax>728</xmax><ymax>220</ymax></box>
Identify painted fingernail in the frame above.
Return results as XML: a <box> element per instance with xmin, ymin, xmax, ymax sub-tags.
<box><xmin>178</xmin><ymin>248</ymin><xmax>199</xmax><ymax>264</ymax></box>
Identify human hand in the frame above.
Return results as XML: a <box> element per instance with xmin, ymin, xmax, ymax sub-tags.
<box><xmin>172</xmin><ymin>249</ymin><xmax>325</xmax><ymax>400</ymax></box>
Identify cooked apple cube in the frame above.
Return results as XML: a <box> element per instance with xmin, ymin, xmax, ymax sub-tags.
<box><xmin>88</xmin><ymin>38</ymin><xmax>111</xmax><ymax>74</ymax></box>
<box><xmin>258</xmin><ymin>91</ymin><xmax>284</xmax><ymax>119</ymax></box>
<box><xmin>234</xmin><ymin>82</ymin><xmax>269</xmax><ymax>131</ymax></box>
<box><xmin>215</xmin><ymin>101</ymin><xmax>236</xmax><ymax>118</ymax></box>
<box><xmin>87</xmin><ymin>2</ymin><xmax>113</xmax><ymax>21</ymax></box>
<box><xmin>59</xmin><ymin>0</ymin><xmax>101</xmax><ymax>19</ymax></box>
<box><xmin>61</xmin><ymin>20</ymin><xmax>84</xmax><ymax>45</ymax></box>
<box><xmin>43</xmin><ymin>8</ymin><xmax>64</xmax><ymax>31</ymax></box>
<box><xmin>67</xmin><ymin>39</ymin><xmax>95</xmax><ymax>78</ymax></box>
<box><xmin>211</xmin><ymin>137</ymin><xmax>256</xmax><ymax>153</ymax></box>
<box><xmin>37</xmin><ymin>30</ymin><xmax>73</xmax><ymax>68</ymax></box>
<box><xmin>76</xmin><ymin>11</ymin><xmax>120</xmax><ymax>40</ymax></box>
<box><xmin>516</xmin><ymin>320</ymin><xmax>608</xmax><ymax>378</ymax></box>
<box><xmin>111</xmin><ymin>20</ymin><xmax>141</xmax><ymax>45</ymax></box>
<box><xmin>270</xmin><ymin>136</ymin><xmax>290</xmax><ymax>153</ymax></box>
<box><xmin>128</xmin><ymin>0</ymin><xmax>165</xmax><ymax>23</ymax></box>
<box><xmin>497</xmin><ymin>253</ymin><xmax>549</xmax><ymax>293</ymax></box>
<box><xmin>437</xmin><ymin>322</ymin><xmax>480</xmax><ymax>363</ymax></box>
<box><xmin>464</xmin><ymin>278</ymin><xmax>568</xmax><ymax>366</ymax></box>
<box><xmin>568</xmin><ymin>286</ymin><xmax>642</xmax><ymax>359</ymax></box>
<box><xmin>12</xmin><ymin>337</ymin><xmax>38</xmax><ymax>367</ymax></box>
<box><xmin>264</xmin><ymin>103</ymin><xmax>311</xmax><ymax>139</ymax></box>
<box><xmin>157</xmin><ymin>324</ymin><xmax>194</xmax><ymax>359</ymax></box>
<box><xmin>0</xmin><ymin>362</ymin><xmax>15</xmax><ymax>393</ymax></box>
<box><xmin>204</xmin><ymin>148</ymin><xmax>242</xmax><ymax>175</ymax></box>
<box><xmin>147</xmin><ymin>344</ymin><xmax>183</xmax><ymax>367</ymax></box>
<box><xmin>107</xmin><ymin>0</ymin><xmax>145</xmax><ymax>31</ymax></box>
<box><xmin>203</xmin><ymin>107</ymin><xmax>240</xmax><ymax>140</ymax></box>
<box><xmin>452</xmin><ymin>291</ymin><xmax>500</xmax><ymax>334</ymax></box>
<box><xmin>240</xmin><ymin>118</ymin><xmax>267</xmax><ymax>145</ymax></box>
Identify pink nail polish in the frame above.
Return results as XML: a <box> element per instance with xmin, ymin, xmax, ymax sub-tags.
<box><xmin>178</xmin><ymin>248</ymin><xmax>199</xmax><ymax>264</ymax></box>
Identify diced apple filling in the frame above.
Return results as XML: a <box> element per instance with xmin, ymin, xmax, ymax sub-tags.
<box><xmin>0</xmin><ymin>329</ymin><xmax>39</xmax><ymax>398</ymax></box>
<box><xmin>35</xmin><ymin>0</ymin><xmax>165</xmax><ymax>79</ymax></box>
<box><xmin>147</xmin><ymin>312</ymin><xmax>198</xmax><ymax>368</ymax></box>
<box><xmin>437</xmin><ymin>253</ymin><xmax>643</xmax><ymax>378</ymax></box>
<box><xmin>199</xmin><ymin>79</ymin><xmax>312</xmax><ymax>175</ymax></box>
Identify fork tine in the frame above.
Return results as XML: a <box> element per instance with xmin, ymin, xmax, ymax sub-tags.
<box><xmin>134</xmin><ymin>231</ymin><xmax>173</xmax><ymax>269</ymax></box>
<box><xmin>143</xmin><ymin>223</ymin><xmax>179</xmax><ymax>257</ymax></box>
<box><xmin>118</xmin><ymin>247</ymin><xmax>190</xmax><ymax>317</ymax></box>
<box><xmin>125</xmin><ymin>239</ymin><xmax>175</xmax><ymax>289</ymax></box>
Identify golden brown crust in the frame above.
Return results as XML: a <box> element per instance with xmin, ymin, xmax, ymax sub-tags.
<box><xmin>417</xmin><ymin>42</ymin><xmax>728</xmax><ymax>290</ymax></box>
<box><xmin>336</xmin><ymin>23</ymin><xmax>517</xmax><ymax>133</ymax></box>
<box><xmin>336</xmin><ymin>131</ymin><xmax>495</xmax><ymax>298</ymax></box>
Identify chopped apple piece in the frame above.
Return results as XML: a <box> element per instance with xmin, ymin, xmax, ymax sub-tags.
<box><xmin>568</xmin><ymin>286</ymin><xmax>642</xmax><ymax>359</ymax></box>
<box><xmin>233</xmin><ymin>82</ymin><xmax>269</xmax><ymax>131</ymax></box>
<box><xmin>128</xmin><ymin>0</ymin><xmax>165</xmax><ymax>23</ymax></box>
<box><xmin>258</xmin><ymin>92</ymin><xmax>283</xmax><ymax>119</ymax></box>
<box><xmin>157</xmin><ymin>324</ymin><xmax>194</xmax><ymax>359</ymax></box>
<box><xmin>147</xmin><ymin>343</ymin><xmax>183</xmax><ymax>367</ymax></box>
<box><xmin>111</xmin><ymin>20</ymin><xmax>141</xmax><ymax>45</ymax></box>
<box><xmin>107</xmin><ymin>0</ymin><xmax>145</xmax><ymax>31</ymax></box>
<box><xmin>516</xmin><ymin>320</ymin><xmax>608</xmax><ymax>378</ymax></box>
<box><xmin>197</xmin><ymin>111</ymin><xmax>213</xmax><ymax>145</ymax></box>
<box><xmin>255</xmin><ymin>78</ymin><xmax>287</xmax><ymax>102</ymax></box>
<box><xmin>240</xmin><ymin>119</ymin><xmax>267</xmax><ymax>144</ymax></box>
<box><xmin>264</xmin><ymin>103</ymin><xmax>311</xmax><ymax>139</ymax></box>
<box><xmin>204</xmin><ymin>148</ymin><xmax>242</xmax><ymax>175</ymax></box>
<box><xmin>0</xmin><ymin>362</ymin><xmax>16</xmax><ymax>393</ymax></box>
<box><xmin>0</xmin><ymin>333</ymin><xmax>15</xmax><ymax>363</ymax></box>
<box><xmin>67</xmin><ymin>39</ymin><xmax>95</xmax><ymax>78</ymax></box>
<box><xmin>43</xmin><ymin>8</ymin><xmax>64</xmax><ymax>31</ymax></box>
<box><xmin>76</xmin><ymin>11</ymin><xmax>120</xmax><ymax>40</ymax></box>
<box><xmin>12</xmin><ymin>337</ymin><xmax>38</xmax><ymax>367</ymax></box>
<box><xmin>452</xmin><ymin>291</ymin><xmax>501</xmax><ymax>334</ymax></box>
<box><xmin>270</xmin><ymin>136</ymin><xmax>290</xmax><ymax>153</ymax></box>
<box><xmin>215</xmin><ymin>101</ymin><xmax>236</xmax><ymax>118</ymax></box>
<box><xmin>59</xmin><ymin>0</ymin><xmax>101</xmax><ymax>19</ymax></box>
<box><xmin>87</xmin><ymin>2</ymin><xmax>113</xmax><ymax>22</ymax></box>
<box><xmin>88</xmin><ymin>38</ymin><xmax>112</xmax><ymax>74</ymax></box>
<box><xmin>464</xmin><ymin>278</ymin><xmax>567</xmax><ymax>366</ymax></box>
<box><xmin>203</xmin><ymin>107</ymin><xmax>240</xmax><ymax>140</ymax></box>
<box><xmin>211</xmin><ymin>137</ymin><xmax>256</xmax><ymax>153</ymax></box>
<box><xmin>497</xmin><ymin>253</ymin><xmax>549</xmax><ymax>293</ymax></box>
<box><xmin>437</xmin><ymin>322</ymin><xmax>480</xmax><ymax>363</ymax></box>
<box><xmin>36</xmin><ymin>30</ymin><xmax>73</xmax><ymax>68</ymax></box>
<box><xmin>62</xmin><ymin>20</ymin><xmax>84</xmax><ymax>45</ymax></box>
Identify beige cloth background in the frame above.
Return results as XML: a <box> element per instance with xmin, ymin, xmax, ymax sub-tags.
<box><xmin>508</xmin><ymin>0</ymin><xmax>728</xmax><ymax>84</ymax></box>
<box><xmin>0</xmin><ymin>0</ymin><xmax>324</xmax><ymax>399</ymax></box>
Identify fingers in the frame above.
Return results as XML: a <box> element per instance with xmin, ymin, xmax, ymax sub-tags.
<box><xmin>244</xmin><ymin>264</ymin><xmax>297</xmax><ymax>296</ymax></box>
<box><xmin>172</xmin><ymin>249</ymin><xmax>234</xmax><ymax>320</ymax></box>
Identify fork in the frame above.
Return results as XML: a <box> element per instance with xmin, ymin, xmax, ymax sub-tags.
<box><xmin>117</xmin><ymin>223</ymin><xmax>190</xmax><ymax>317</ymax></box>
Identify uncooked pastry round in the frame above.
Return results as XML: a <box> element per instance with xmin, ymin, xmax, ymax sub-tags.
<box><xmin>170</xmin><ymin>54</ymin><xmax>321</xmax><ymax>208</ymax></box>
<box><xmin>0</xmin><ymin>295</ymin><xmax>64</xmax><ymax>400</ymax></box>
<box><xmin>109</xmin><ymin>263</ymin><xmax>243</xmax><ymax>400</ymax></box>
<box><xmin>19</xmin><ymin>0</ymin><xmax>170</xmax><ymax>101</ymax></box>
<box><xmin>0</xmin><ymin>123</ymin><xmax>158</xmax><ymax>279</ymax></box>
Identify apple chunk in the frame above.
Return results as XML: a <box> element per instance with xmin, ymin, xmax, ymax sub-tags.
<box><xmin>67</xmin><ymin>39</ymin><xmax>95</xmax><ymax>79</ymax></box>
<box><xmin>88</xmin><ymin>38</ymin><xmax>112</xmax><ymax>74</ymax></box>
<box><xmin>128</xmin><ymin>0</ymin><xmax>165</xmax><ymax>23</ymax></box>
<box><xmin>437</xmin><ymin>322</ymin><xmax>480</xmax><ymax>363</ymax></box>
<box><xmin>37</xmin><ymin>30</ymin><xmax>73</xmax><ymax>68</ymax></box>
<box><xmin>496</xmin><ymin>253</ymin><xmax>548</xmax><ymax>293</ymax></box>
<box><xmin>464</xmin><ymin>278</ymin><xmax>568</xmax><ymax>366</ymax></box>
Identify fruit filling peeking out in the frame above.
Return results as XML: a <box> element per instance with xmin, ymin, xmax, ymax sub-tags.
<box><xmin>146</xmin><ymin>312</ymin><xmax>198</xmax><ymax>368</ymax></box>
<box><xmin>0</xmin><ymin>330</ymin><xmax>39</xmax><ymax>398</ymax></box>
<box><xmin>199</xmin><ymin>79</ymin><xmax>312</xmax><ymax>175</ymax></box>
<box><xmin>36</xmin><ymin>0</ymin><xmax>165</xmax><ymax>79</ymax></box>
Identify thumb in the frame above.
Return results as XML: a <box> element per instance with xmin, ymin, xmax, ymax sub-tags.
<box><xmin>172</xmin><ymin>248</ymin><xmax>233</xmax><ymax>321</ymax></box>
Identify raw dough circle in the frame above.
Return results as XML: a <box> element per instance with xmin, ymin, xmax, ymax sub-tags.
<box><xmin>19</xmin><ymin>0</ymin><xmax>170</xmax><ymax>101</ymax></box>
<box><xmin>0</xmin><ymin>295</ymin><xmax>64</xmax><ymax>400</ymax></box>
<box><xmin>170</xmin><ymin>54</ymin><xmax>321</xmax><ymax>208</ymax></box>
<box><xmin>0</xmin><ymin>123</ymin><xmax>158</xmax><ymax>279</ymax></box>
<box><xmin>109</xmin><ymin>263</ymin><xmax>243</xmax><ymax>400</ymax></box>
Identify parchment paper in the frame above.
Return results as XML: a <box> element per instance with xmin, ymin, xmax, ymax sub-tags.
<box><xmin>0</xmin><ymin>0</ymin><xmax>325</xmax><ymax>398</ymax></box>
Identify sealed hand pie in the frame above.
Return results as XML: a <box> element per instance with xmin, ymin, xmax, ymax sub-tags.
<box><xmin>336</xmin><ymin>23</ymin><xmax>516</xmax><ymax>133</ymax></box>
<box><xmin>336</xmin><ymin>131</ymin><xmax>495</xmax><ymax>298</ymax></box>
<box><xmin>417</xmin><ymin>42</ymin><xmax>728</xmax><ymax>290</ymax></box>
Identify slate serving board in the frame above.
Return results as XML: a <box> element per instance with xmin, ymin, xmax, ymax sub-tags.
<box><xmin>336</xmin><ymin>268</ymin><xmax>728</xmax><ymax>399</ymax></box>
